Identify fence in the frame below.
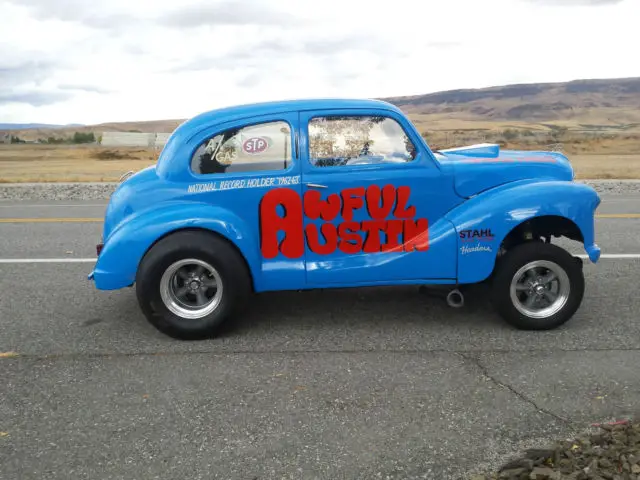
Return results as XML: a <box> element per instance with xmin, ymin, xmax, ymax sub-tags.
<box><xmin>99</xmin><ymin>132</ymin><xmax>172</xmax><ymax>148</ymax></box>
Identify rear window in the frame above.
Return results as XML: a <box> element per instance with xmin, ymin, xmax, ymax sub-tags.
<box><xmin>191</xmin><ymin>120</ymin><xmax>293</xmax><ymax>174</ymax></box>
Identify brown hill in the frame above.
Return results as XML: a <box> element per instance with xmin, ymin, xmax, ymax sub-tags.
<box><xmin>382</xmin><ymin>77</ymin><xmax>640</xmax><ymax>133</ymax></box>
<box><xmin>4</xmin><ymin>77</ymin><xmax>640</xmax><ymax>142</ymax></box>
<box><xmin>3</xmin><ymin>119</ymin><xmax>184</xmax><ymax>142</ymax></box>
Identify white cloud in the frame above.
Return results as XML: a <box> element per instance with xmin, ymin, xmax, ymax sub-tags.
<box><xmin>0</xmin><ymin>0</ymin><xmax>637</xmax><ymax>124</ymax></box>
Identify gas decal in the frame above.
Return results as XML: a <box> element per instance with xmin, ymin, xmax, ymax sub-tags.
<box><xmin>260</xmin><ymin>185</ymin><xmax>429</xmax><ymax>259</ymax></box>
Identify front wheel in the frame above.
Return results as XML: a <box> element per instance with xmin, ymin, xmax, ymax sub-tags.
<box><xmin>490</xmin><ymin>242</ymin><xmax>585</xmax><ymax>330</ymax></box>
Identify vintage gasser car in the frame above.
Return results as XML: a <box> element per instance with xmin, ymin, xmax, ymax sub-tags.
<box><xmin>88</xmin><ymin>99</ymin><xmax>602</xmax><ymax>339</ymax></box>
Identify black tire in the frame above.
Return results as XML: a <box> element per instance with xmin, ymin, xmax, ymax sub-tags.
<box><xmin>490</xmin><ymin>241</ymin><xmax>584</xmax><ymax>330</ymax></box>
<box><xmin>135</xmin><ymin>230</ymin><xmax>251</xmax><ymax>340</ymax></box>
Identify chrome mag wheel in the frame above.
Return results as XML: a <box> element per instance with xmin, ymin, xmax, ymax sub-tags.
<box><xmin>509</xmin><ymin>259</ymin><xmax>570</xmax><ymax>319</ymax></box>
<box><xmin>159</xmin><ymin>258</ymin><xmax>223</xmax><ymax>319</ymax></box>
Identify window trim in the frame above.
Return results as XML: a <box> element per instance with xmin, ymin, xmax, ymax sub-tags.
<box><xmin>188</xmin><ymin>118</ymin><xmax>298</xmax><ymax>178</ymax></box>
<box><xmin>305</xmin><ymin>113</ymin><xmax>419</xmax><ymax>171</ymax></box>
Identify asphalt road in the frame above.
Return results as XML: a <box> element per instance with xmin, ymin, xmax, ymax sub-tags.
<box><xmin>1</xmin><ymin>196</ymin><xmax>639</xmax><ymax>480</ymax></box>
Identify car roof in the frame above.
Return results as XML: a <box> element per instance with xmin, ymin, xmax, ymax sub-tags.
<box><xmin>156</xmin><ymin>98</ymin><xmax>405</xmax><ymax>178</ymax></box>
<box><xmin>175</xmin><ymin>98</ymin><xmax>402</xmax><ymax>136</ymax></box>
<box><xmin>198</xmin><ymin>97</ymin><xmax>398</xmax><ymax>117</ymax></box>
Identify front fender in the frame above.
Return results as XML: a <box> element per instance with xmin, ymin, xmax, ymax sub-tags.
<box><xmin>445</xmin><ymin>180</ymin><xmax>601</xmax><ymax>284</ymax></box>
<box><xmin>91</xmin><ymin>201</ymin><xmax>259</xmax><ymax>290</ymax></box>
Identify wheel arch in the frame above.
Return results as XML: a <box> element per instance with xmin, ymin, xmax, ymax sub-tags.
<box><xmin>138</xmin><ymin>226</ymin><xmax>256</xmax><ymax>292</ymax></box>
<box><xmin>447</xmin><ymin>179</ymin><xmax>601</xmax><ymax>284</ymax></box>
<box><xmin>500</xmin><ymin>214</ymin><xmax>584</xmax><ymax>251</ymax></box>
<box><xmin>92</xmin><ymin>202</ymin><xmax>261</xmax><ymax>291</ymax></box>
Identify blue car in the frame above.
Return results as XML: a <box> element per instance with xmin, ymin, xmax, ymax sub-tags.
<box><xmin>89</xmin><ymin>98</ymin><xmax>601</xmax><ymax>339</ymax></box>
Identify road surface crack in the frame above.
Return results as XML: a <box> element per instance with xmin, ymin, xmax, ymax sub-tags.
<box><xmin>457</xmin><ymin>352</ymin><xmax>573</xmax><ymax>426</ymax></box>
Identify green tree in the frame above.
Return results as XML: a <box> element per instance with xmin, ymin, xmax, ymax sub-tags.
<box><xmin>72</xmin><ymin>131</ymin><xmax>96</xmax><ymax>144</ymax></box>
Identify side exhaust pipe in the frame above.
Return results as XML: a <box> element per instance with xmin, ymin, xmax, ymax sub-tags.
<box><xmin>446</xmin><ymin>289</ymin><xmax>464</xmax><ymax>308</ymax></box>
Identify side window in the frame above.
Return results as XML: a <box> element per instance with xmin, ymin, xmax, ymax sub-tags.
<box><xmin>191</xmin><ymin>121</ymin><xmax>292</xmax><ymax>175</ymax></box>
<box><xmin>308</xmin><ymin>115</ymin><xmax>417</xmax><ymax>167</ymax></box>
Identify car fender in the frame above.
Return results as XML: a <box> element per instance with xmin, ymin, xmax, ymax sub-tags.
<box><xmin>444</xmin><ymin>179</ymin><xmax>601</xmax><ymax>284</ymax></box>
<box><xmin>92</xmin><ymin>201</ymin><xmax>258</xmax><ymax>290</ymax></box>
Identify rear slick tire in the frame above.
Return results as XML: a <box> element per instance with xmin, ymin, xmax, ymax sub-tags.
<box><xmin>135</xmin><ymin>230</ymin><xmax>251</xmax><ymax>340</ymax></box>
<box><xmin>490</xmin><ymin>242</ymin><xmax>584</xmax><ymax>330</ymax></box>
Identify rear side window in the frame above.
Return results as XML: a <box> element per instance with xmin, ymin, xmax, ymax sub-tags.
<box><xmin>191</xmin><ymin>121</ymin><xmax>292</xmax><ymax>175</ymax></box>
<box><xmin>308</xmin><ymin>115</ymin><xmax>417</xmax><ymax>167</ymax></box>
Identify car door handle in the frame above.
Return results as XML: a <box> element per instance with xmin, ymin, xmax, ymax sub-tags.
<box><xmin>305</xmin><ymin>183</ymin><xmax>328</xmax><ymax>189</ymax></box>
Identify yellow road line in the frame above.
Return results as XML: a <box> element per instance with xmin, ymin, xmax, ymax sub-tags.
<box><xmin>0</xmin><ymin>214</ymin><xmax>639</xmax><ymax>223</ymax></box>
<box><xmin>0</xmin><ymin>217</ymin><xmax>102</xmax><ymax>223</ymax></box>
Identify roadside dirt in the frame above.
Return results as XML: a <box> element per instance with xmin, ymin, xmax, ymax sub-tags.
<box><xmin>471</xmin><ymin>419</ymin><xmax>640</xmax><ymax>480</ymax></box>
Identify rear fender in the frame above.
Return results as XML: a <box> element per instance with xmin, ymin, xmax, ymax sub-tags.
<box><xmin>92</xmin><ymin>202</ymin><xmax>258</xmax><ymax>290</ymax></box>
<box><xmin>445</xmin><ymin>179</ymin><xmax>601</xmax><ymax>284</ymax></box>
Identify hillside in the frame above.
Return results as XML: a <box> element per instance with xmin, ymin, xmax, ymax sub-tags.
<box><xmin>0</xmin><ymin>123</ymin><xmax>84</xmax><ymax>130</ymax></box>
<box><xmin>3</xmin><ymin>77</ymin><xmax>640</xmax><ymax>142</ymax></box>
<box><xmin>382</xmin><ymin>77</ymin><xmax>640</xmax><ymax>134</ymax></box>
<box><xmin>2</xmin><ymin>119</ymin><xmax>184</xmax><ymax>142</ymax></box>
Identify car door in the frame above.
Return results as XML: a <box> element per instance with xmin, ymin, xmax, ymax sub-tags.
<box><xmin>186</xmin><ymin>112</ymin><xmax>305</xmax><ymax>291</ymax></box>
<box><xmin>298</xmin><ymin>109</ymin><xmax>461</xmax><ymax>286</ymax></box>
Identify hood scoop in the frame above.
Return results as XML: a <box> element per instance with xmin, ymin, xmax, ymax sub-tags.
<box><xmin>439</xmin><ymin>143</ymin><xmax>500</xmax><ymax>158</ymax></box>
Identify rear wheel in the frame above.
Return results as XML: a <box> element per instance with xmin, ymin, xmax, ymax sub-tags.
<box><xmin>491</xmin><ymin>242</ymin><xmax>584</xmax><ymax>330</ymax></box>
<box><xmin>135</xmin><ymin>230</ymin><xmax>251</xmax><ymax>340</ymax></box>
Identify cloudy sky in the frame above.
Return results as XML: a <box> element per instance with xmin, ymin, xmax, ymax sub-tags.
<box><xmin>1</xmin><ymin>0</ymin><xmax>637</xmax><ymax>125</ymax></box>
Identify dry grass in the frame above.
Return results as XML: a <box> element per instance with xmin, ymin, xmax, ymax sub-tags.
<box><xmin>0</xmin><ymin>144</ymin><xmax>158</xmax><ymax>182</ymax></box>
<box><xmin>568</xmin><ymin>154</ymin><xmax>640</xmax><ymax>179</ymax></box>
<box><xmin>1</xmin><ymin>142</ymin><xmax>639</xmax><ymax>182</ymax></box>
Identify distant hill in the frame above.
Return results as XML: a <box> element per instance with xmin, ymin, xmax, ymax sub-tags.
<box><xmin>3</xmin><ymin>77</ymin><xmax>640</xmax><ymax>142</ymax></box>
<box><xmin>0</xmin><ymin>123</ymin><xmax>84</xmax><ymax>130</ymax></box>
<box><xmin>0</xmin><ymin>119</ymin><xmax>184</xmax><ymax>142</ymax></box>
<box><xmin>381</xmin><ymin>77</ymin><xmax>640</xmax><ymax>132</ymax></box>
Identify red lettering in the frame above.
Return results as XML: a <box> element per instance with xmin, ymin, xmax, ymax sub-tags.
<box><xmin>366</xmin><ymin>184</ymin><xmax>396</xmax><ymax>220</ymax></box>
<box><xmin>340</xmin><ymin>187</ymin><xmax>365</xmax><ymax>221</ymax></box>
<box><xmin>305</xmin><ymin>223</ymin><xmax>338</xmax><ymax>255</ymax></box>
<box><xmin>338</xmin><ymin>222</ymin><xmax>363</xmax><ymax>254</ymax></box>
<box><xmin>394</xmin><ymin>186</ymin><xmax>416</xmax><ymax>219</ymax></box>
<box><xmin>403</xmin><ymin>219</ymin><xmax>429</xmax><ymax>252</ymax></box>
<box><xmin>361</xmin><ymin>220</ymin><xmax>386</xmax><ymax>253</ymax></box>
<box><xmin>303</xmin><ymin>190</ymin><xmax>340</xmax><ymax>221</ymax></box>
<box><xmin>260</xmin><ymin>188</ymin><xmax>304</xmax><ymax>259</ymax></box>
<box><xmin>260</xmin><ymin>185</ymin><xmax>429</xmax><ymax>259</ymax></box>
<box><xmin>381</xmin><ymin>219</ymin><xmax>404</xmax><ymax>252</ymax></box>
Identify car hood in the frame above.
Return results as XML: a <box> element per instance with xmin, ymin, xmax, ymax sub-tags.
<box><xmin>433</xmin><ymin>143</ymin><xmax>574</xmax><ymax>198</ymax></box>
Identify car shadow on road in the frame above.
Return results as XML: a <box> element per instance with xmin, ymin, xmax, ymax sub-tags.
<box><xmin>210</xmin><ymin>282</ymin><xmax>504</xmax><ymax>339</ymax></box>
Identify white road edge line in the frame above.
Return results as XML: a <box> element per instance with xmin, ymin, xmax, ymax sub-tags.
<box><xmin>577</xmin><ymin>254</ymin><xmax>640</xmax><ymax>259</ymax></box>
<box><xmin>0</xmin><ymin>258</ymin><xmax>96</xmax><ymax>263</ymax></box>
<box><xmin>0</xmin><ymin>254</ymin><xmax>640</xmax><ymax>264</ymax></box>
<box><xmin>0</xmin><ymin>204</ymin><xmax>107</xmax><ymax>208</ymax></box>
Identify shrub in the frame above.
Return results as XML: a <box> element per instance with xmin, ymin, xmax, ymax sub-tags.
<box><xmin>502</xmin><ymin>128</ymin><xmax>518</xmax><ymax>140</ymax></box>
<box><xmin>72</xmin><ymin>132</ymin><xmax>96</xmax><ymax>144</ymax></box>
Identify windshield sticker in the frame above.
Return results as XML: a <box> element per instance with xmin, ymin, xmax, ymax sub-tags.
<box><xmin>187</xmin><ymin>175</ymin><xmax>300</xmax><ymax>193</ymax></box>
<box><xmin>242</xmin><ymin>136</ymin><xmax>269</xmax><ymax>155</ymax></box>
<box><xmin>260</xmin><ymin>185</ymin><xmax>429</xmax><ymax>259</ymax></box>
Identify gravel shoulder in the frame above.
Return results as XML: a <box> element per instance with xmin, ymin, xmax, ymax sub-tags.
<box><xmin>0</xmin><ymin>179</ymin><xmax>639</xmax><ymax>201</ymax></box>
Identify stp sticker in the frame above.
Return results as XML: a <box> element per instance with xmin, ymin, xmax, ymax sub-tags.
<box><xmin>242</xmin><ymin>137</ymin><xmax>269</xmax><ymax>155</ymax></box>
